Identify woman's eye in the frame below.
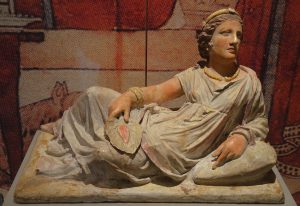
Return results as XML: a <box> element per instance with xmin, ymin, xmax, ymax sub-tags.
<box><xmin>220</xmin><ymin>31</ymin><xmax>231</xmax><ymax>36</ymax></box>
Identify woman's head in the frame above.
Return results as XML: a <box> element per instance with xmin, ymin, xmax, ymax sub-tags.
<box><xmin>196</xmin><ymin>8</ymin><xmax>243</xmax><ymax>66</ymax></box>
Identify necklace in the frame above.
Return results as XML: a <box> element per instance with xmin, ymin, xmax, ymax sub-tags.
<box><xmin>204</xmin><ymin>67</ymin><xmax>240</xmax><ymax>82</ymax></box>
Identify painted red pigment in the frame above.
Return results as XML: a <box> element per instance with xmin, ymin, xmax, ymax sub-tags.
<box><xmin>268</xmin><ymin>0</ymin><xmax>300</xmax><ymax>144</ymax></box>
<box><xmin>118</xmin><ymin>124</ymin><xmax>129</xmax><ymax>144</ymax></box>
<box><xmin>14</xmin><ymin>0</ymin><xmax>43</xmax><ymax>17</ymax></box>
<box><xmin>48</xmin><ymin>0</ymin><xmax>174</xmax><ymax>30</ymax></box>
<box><xmin>118</xmin><ymin>0</ymin><xmax>175</xmax><ymax>30</ymax></box>
<box><xmin>14</xmin><ymin>0</ymin><xmax>44</xmax><ymax>28</ymax></box>
<box><xmin>236</xmin><ymin>0</ymin><xmax>273</xmax><ymax>78</ymax></box>
<box><xmin>51</xmin><ymin>0</ymin><xmax>117</xmax><ymax>30</ymax></box>
<box><xmin>115</xmin><ymin>32</ymin><xmax>123</xmax><ymax>91</ymax></box>
<box><xmin>0</xmin><ymin>34</ymin><xmax>23</xmax><ymax>179</ymax></box>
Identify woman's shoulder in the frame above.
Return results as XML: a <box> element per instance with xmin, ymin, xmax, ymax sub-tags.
<box><xmin>240</xmin><ymin>65</ymin><xmax>263</xmax><ymax>91</ymax></box>
<box><xmin>240</xmin><ymin>65</ymin><xmax>262</xmax><ymax>82</ymax></box>
<box><xmin>240</xmin><ymin>65</ymin><xmax>258</xmax><ymax>78</ymax></box>
<box><xmin>175</xmin><ymin>65</ymin><xmax>204</xmax><ymax>91</ymax></box>
<box><xmin>184</xmin><ymin>64</ymin><xmax>202</xmax><ymax>72</ymax></box>
<box><xmin>176</xmin><ymin>65</ymin><xmax>202</xmax><ymax>77</ymax></box>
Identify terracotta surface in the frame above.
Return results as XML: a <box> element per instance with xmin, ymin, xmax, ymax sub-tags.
<box><xmin>14</xmin><ymin>131</ymin><xmax>284</xmax><ymax>204</ymax></box>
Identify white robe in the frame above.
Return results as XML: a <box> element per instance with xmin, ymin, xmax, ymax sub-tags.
<box><xmin>37</xmin><ymin>65</ymin><xmax>268</xmax><ymax>185</ymax></box>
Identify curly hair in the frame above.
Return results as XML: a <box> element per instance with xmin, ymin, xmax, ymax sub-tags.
<box><xmin>196</xmin><ymin>13</ymin><xmax>243</xmax><ymax>67</ymax></box>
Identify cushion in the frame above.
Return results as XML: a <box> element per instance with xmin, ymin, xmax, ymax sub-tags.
<box><xmin>191</xmin><ymin>141</ymin><xmax>277</xmax><ymax>185</ymax></box>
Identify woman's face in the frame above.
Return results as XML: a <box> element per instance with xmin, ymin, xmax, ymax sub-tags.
<box><xmin>209</xmin><ymin>20</ymin><xmax>242</xmax><ymax>61</ymax></box>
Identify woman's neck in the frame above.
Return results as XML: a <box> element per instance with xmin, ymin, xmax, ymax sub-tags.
<box><xmin>207</xmin><ymin>58</ymin><xmax>238</xmax><ymax>77</ymax></box>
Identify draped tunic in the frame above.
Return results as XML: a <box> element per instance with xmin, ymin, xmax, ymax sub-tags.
<box><xmin>140</xmin><ymin>65</ymin><xmax>268</xmax><ymax>181</ymax></box>
<box><xmin>37</xmin><ymin>65</ymin><xmax>268</xmax><ymax>184</ymax></box>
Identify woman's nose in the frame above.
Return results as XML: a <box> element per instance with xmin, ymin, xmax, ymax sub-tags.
<box><xmin>230</xmin><ymin>34</ymin><xmax>239</xmax><ymax>45</ymax></box>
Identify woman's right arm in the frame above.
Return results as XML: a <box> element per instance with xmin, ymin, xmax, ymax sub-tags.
<box><xmin>108</xmin><ymin>77</ymin><xmax>184</xmax><ymax>121</ymax></box>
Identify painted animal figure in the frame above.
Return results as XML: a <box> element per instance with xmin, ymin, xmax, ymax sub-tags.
<box><xmin>20</xmin><ymin>81</ymin><xmax>82</xmax><ymax>152</ymax></box>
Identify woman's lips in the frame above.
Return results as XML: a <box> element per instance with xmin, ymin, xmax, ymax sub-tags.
<box><xmin>227</xmin><ymin>48</ymin><xmax>236</xmax><ymax>53</ymax></box>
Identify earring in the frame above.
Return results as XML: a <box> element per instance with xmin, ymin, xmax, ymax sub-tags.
<box><xmin>208</xmin><ymin>42</ymin><xmax>213</xmax><ymax>47</ymax></box>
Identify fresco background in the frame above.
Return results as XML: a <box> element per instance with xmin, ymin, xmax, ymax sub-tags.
<box><xmin>0</xmin><ymin>0</ymin><xmax>299</xmax><ymax>204</ymax></box>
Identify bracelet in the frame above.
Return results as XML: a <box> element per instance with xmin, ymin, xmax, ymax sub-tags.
<box><xmin>128</xmin><ymin>87</ymin><xmax>144</xmax><ymax>108</ymax></box>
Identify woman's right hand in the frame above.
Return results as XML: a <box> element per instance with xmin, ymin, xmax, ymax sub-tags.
<box><xmin>108</xmin><ymin>77</ymin><xmax>183</xmax><ymax>122</ymax></box>
<box><xmin>108</xmin><ymin>92</ymin><xmax>134</xmax><ymax>122</ymax></box>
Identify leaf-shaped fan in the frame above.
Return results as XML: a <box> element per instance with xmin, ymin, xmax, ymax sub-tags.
<box><xmin>105</xmin><ymin>117</ymin><xmax>142</xmax><ymax>154</ymax></box>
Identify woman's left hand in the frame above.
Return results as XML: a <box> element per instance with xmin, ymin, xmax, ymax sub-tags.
<box><xmin>211</xmin><ymin>134</ymin><xmax>248</xmax><ymax>169</ymax></box>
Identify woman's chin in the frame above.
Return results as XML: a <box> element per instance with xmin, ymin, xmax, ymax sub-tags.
<box><xmin>225</xmin><ymin>52</ymin><xmax>238</xmax><ymax>59</ymax></box>
<box><xmin>219</xmin><ymin>55</ymin><xmax>237</xmax><ymax>63</ymax></box>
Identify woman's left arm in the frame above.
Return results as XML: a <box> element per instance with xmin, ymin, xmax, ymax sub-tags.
<box><xmin>211</xmin><ymin>77</ymin><xmax>268</xmax><ymax>169</ymax></box>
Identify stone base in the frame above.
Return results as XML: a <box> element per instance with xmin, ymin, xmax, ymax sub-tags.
<box><xmin>14</xmin><ymin>131</ymin><xmax>284</xmax><ymax>204</ymax></box>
